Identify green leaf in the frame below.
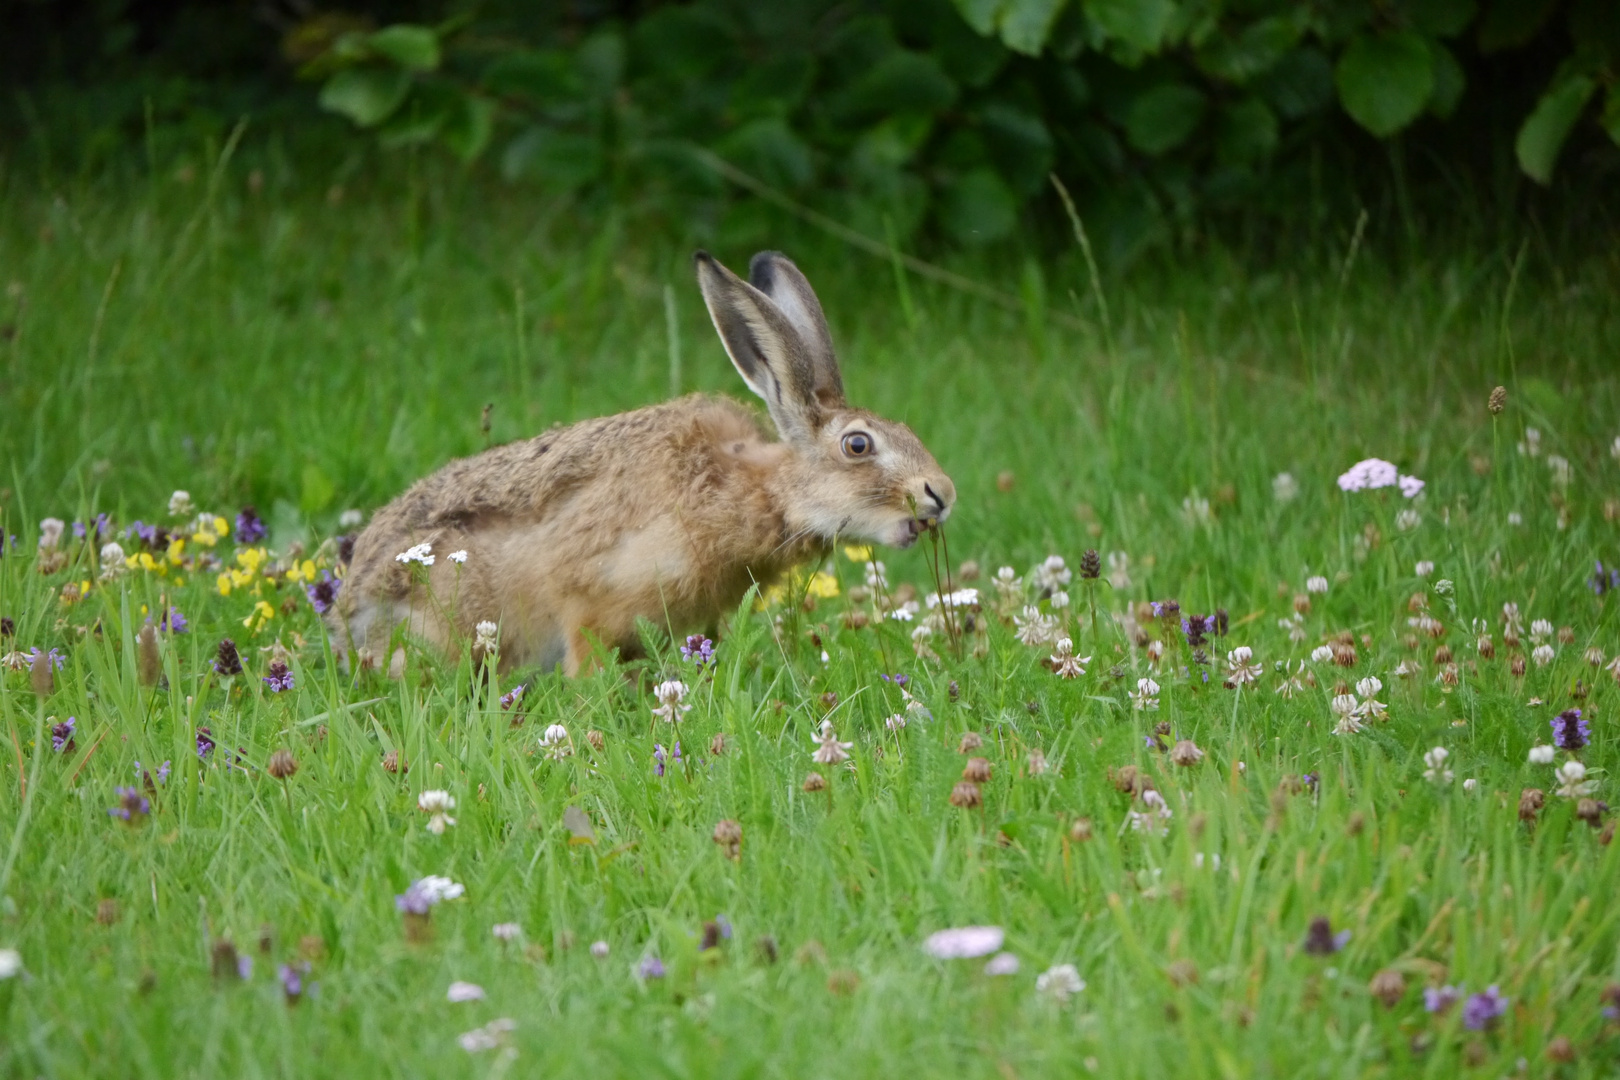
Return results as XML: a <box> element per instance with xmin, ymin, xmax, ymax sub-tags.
<box><xmin>952</xmin><ymin>0</ymin><xmax>1000</xmax><ymax>35</ymax></box>
<box><xmin>1256</xmin><ymin>47</ymin><xmax>1335</xmax><ymax>118</ymax></box>
<box><xmin>1082</xmin><ymin>0</ymin><xmax>1176</xmax><ymax>53</ymax></box>
<box><xmin>1124</xmin><ymin>83</ymin><xmax>1206</xmax><ymax>155</ymax></box>
<box><xmin>318</xmin><ymin>68</ymin><xmax>412</xmax><ymax>127</ymax></box>
<box><xmin>1215</xmin><ymin>98</ymin><xmax>1279</xmax><ymax>164</ymax></box>
<box><xmin>980</xmin><ymin>103</ymin><xmax>1053</xmax><ymax>193</ymax></box>
<box><xmin>939</xmin><ymin>168</ymin><xmax>1017</xmax><ymax>244</ymax></box>
<box><xmin>1427</xmin><ymin>42</ymin><xmax>1466</xmax><ymax>118</ymax></box>
<box><xmin>442</xmin><ymin>96</ymin><xmax>495</xmax><ymax>162</ymax></box>
<box><xmin>715</xmin><ymin>118</ymin><xmax>815</xmax><ymax>189</ymax></box>
<box><xmin>999</xmin><ymin>0</ymin><xmax>1069</xmax><ymax>55</ymax></box>
<box><xmin>1335</xmin><ymin>32</ymin><xmax>1434</xmax><ymax>137</ymax></box>
<box><xmin>501</xmin><ymin>127</ymin><xmax>604</xmax><ymax>188</ymax></box>
<box><xmin>366</xmin><ymin>25</ymin><xmax>440</xmax><ymax>72</ymax></box>
<box><xmin>1402</xmin><ymin>0</ymin><xmax>1477</xmax><ymax>38</ymax></box>
<box><xmin>1195</xmin><ymin>15</ymin><xmax>1301</xmax><ymax>83</ymax></box>
<box><xmin>1516</xmin><ymin>74</ymin><xmax>1596</xmax><ymax>184</ymax></box>
<box><xmin>483</xmin><ymin>50</ymin><xmax>584</xmax><ymax>102</ymax></box>
<box><xmin>834</xmin><ymin>50</ymin><xmax>958</xmax><ymax>124</ymax></box>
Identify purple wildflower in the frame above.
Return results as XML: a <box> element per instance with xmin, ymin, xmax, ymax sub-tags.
<box><xmin>637</xmin><ymin>956</ymin><xmax>666</xmax><ymax>979</ymax></box>
<box><xmin>263</xmin><ymin>661</ymin><xmax>294</xmax><ymax>693</ymax></box>
<box><xmin>196</xmin><ymin>726</ymin><xmax>216</xmax><ymax>761</ymax></box>
<box><xmin>1</xmin><ymin>616</ymin><xmax>12</xmax><ymax>638</ymax></box>
<box><xmin>125</xmin><ymin>521</ymin><xmax>167</xmax><ymax>549</ymax></box>
<box><xmin>1590</xmin><ymin>561</ymin><xmax>1620</xmax><ymax>596</ymax></box>
<box><xmin>1461</xmin><ymin>986</ymin><xmax>1508</xmax><ymax>1030</ymax></box>
<box><xmin>135</xmin><ymin>760</ymin><xmax>170</xmax><ymax>790</ymax></box>
<box><xmin>73</xmin><ymin>514</ymin><xmax>112</xmax><ymax>541</ymax></box>
<box><xmin>653</xmin><ymin>743</ymin><xmax>668</xmax><ymax>777</ymax></box>
<box><xmin>714</xmin><ymin>914</ymin><xmax>733</xmax><ymax>940</ymax></box>
<box><xmin>1302</xmin><ymin>772</ymin><xmax>1320</xmax><ymax>793</ymax></box>
<box><xmin>1601</xmin><ymin>984</ymin><xmax>1620</xmax><ymax>1022</ymax></box>
<box><xmin>879</xmin><ymin>673</ymin><xmax>910</xmax><ymax>687</ymax></box>
<box><xmin>1551</xmin><ymin>709</ymin><xmax>1589</xmax><ymax>751</ymax></box>
<box><xmin>396</xmin><ymin>885</ymin><xmax>433</xmax><ymax>916</ymax></box>
<box><xmin>336</xmin><ymin>534</ymin><xmax>356</xmax><ymax>564</ymax></box>
<box><xmin>680</xmin><ymin>634</ymin><xmax>715</xmax><ymax>667</ymax></box>
<box><xmin>1302</xmin><ymin>916</ymin><xmax>1351</xmax><ymax>955</ymax></box>
<box><xmin>237</xmin><ymin>954</ymin><xmax>254</xmax><ymax>980</ymax></box>
<box><xmin>500</xmin><ymin>684</ymin><xmax>525</xmax><ymax>712</ymax></box>
<box><xmin>1424</xmin><ymin>985</ymin><xmax>1463</xmax><ymax>1014</ymax></box>
<box><xmin>305</xmin><ymin>571</ymin><xmax>341</xmax><ymax>614</ymax></box>
<box><xmin>51</xmin><ymin>717</ymin><xmax>77</xmax><ymax>753</ymax></box>
<box><xmin>213</xmin><ymin>638</ymin><xmax>243</xmax><ymax>677</ymax></box>
<box><xmin>235</xmin><ymin>506</ymin><xmax>267</xmax><ymax>544</ymax></box>
<box><xmin>1181</xmin><ymin>614</ymin><xmax>1214</xmax><ymax>648</ymax></box>
<box><xmin>159</xmin><ymin>609</ymin><xmax>188</xmax><ymax>634</ymax></box>
<box><xmin>109</xmin><ymin>786</ymin><xmax>150</xmax><ymax>822</ymax></box>
<box><xmin>279</xmin><ymin>962</ymin><xmax>308</xmax><ymax>1003</ymax></box>
<box><xmin>27</xmin><ymin>647</ymin><xmax>66</xmax><ymax>672</ymax></box>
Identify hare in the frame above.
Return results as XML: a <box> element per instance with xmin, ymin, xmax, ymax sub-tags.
<box><xmin>329</xmin><ymin>250</ymin><xmax>956</xmax><ymax>675</ymax></box>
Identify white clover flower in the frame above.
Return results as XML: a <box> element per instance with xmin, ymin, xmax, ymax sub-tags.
<box><xmin>1462</xmin><ymin>778</ymin><xmax>1478</xmax><ymax>792</ymax></box>
<box><xmin>1306</xmin><ymin>575</ymin><xmax>1329</xmax><ymax>594</ymax></box>
<box><xmin>1554</xmin><ymin>759</ymin><xmax>1596</xmax><ymax>799</ymax></box>
<box><xmin>1395</xmin><ymin>508</ymin><xmax>1420</xmax><ymax>531</ymax></box>
<box><xmin>1502</xmin><ymin>602</ymin><xmax>1522</xmax><ymax>629</ymax></box>
<box><xmin>1036</xmin><ymin>963</ymin><xmax>1085</xmax><ymax>1002</ymax></box>
<box><xmin>1517</xmin><ymin>428</ymin><xmax>1541</xmax><ymax>457</ymax></box>
<box><xmin>167</xmin><ymin>490</ymin><xmax>194</xmax><ymax>518</ymax></box>
<box><xmin>1310</xmin><ymin>645</ymin><xmax>1334</xmax><ymax>664</ymax></box>
<box><xmin>1048</xmin><ymin>589</ymin><xmax>1070</xmax><ymax>609</ymax></box>
<box><xmin>1532</xmin><ymin>644</ymin><xmax>1555</xmax><ymax>667</ymax></box>
<box><xmin>1050</xmin><ymin>637</ymin><xmax>1089</xmax><ymax>679</ymax></box>
<box><xmin>1130</xmin><ymin>677</ymin><xmax>1160</xmax><ymax>711</ymax></box>
<box><xmin>38</xmin><ymin>517</ymin><xmax>65</xmax><ymax>550</ymax></box>
<box><xmin>884</xmin><ymin>713</ymin><xmax>907</xmax><ymax>732</ymax></box>
<box><xmin>491</xmin><ymin>923</ymin><xmax>522</xmax><ymax>942</ymax></box>
<box><xmin>887</xmin><ymin>606</ymin><xmax>915</xmax><ymax>622</ymax></box>
<box><xmin>812</xmin><ymin>719</ymin><xmax>852</xmax><ymax>766</ymax></box>
<box><xmin>1337</xmin><ymin>458</ymin><xmax>1399</xmax><ymax>492</ymax></box>
<box><xmin>1128</xmin><ymin>790</ymin><xmax>1173</xmax><ymax>834</ymax></box>
<box><xmin>1272</xmin><ymin>472</ymin><xmax>1299</xmax><ymax>502</ymax></box>
<box><xmin>1106</xmin><ymin>552</ymin><xmax>1132</xmax><ymax>590</ymax></box>
<box><xmin>1146</xmin><ymin>639</ymin><xmax>1165</xmax><ymax>665</ymax></box>
<box><xmin>1330</xmin><ymin>694</ymin><xmax>1363</xmax><ymax>735</ymax></box>
<box><xmin>414</xmin><ymin>875</ymin><xmax>465</xmax><ymax>904</ymax></box>
<box><xmin>1422</xmin><ymin>746</ymin><xmax>1453</xmax><ymax>784</ymax></box>
<box><xmin>1032</xmin><ymin>555</ymin><xmax>1071</xmax><ymax>592</ymax></box>
<box><xmin>1274</xmin><ymin>659</ymin><xmax>1308</xmax><ymax>698</ymax></box>
<box><xmin>447</xmin><ymin>549</ymin><xmax>468</xmax><ymax>564</ymax></box>
<box><xmin>0</xmin><ymin>947</ymin><xmax>20</xmax><ymax>980</ymax></box>
<box><xmin>447</xmin><ymin>981</ymin><xmax>486</xmax><ymax>1003</ymax></box>
<box><xmin>1193</xmin><ymin>852</ymin><xmax>1221</xmax><ymax>870</ymax></box>
<box><xmin>1507</xmin><ymin>511</ymin><xmax>1523</xmax><ymax>526</ymax></box>
<box><xmin>457</xmin><ymin>1018</ymin><xmax>516</xmax><ymax>1053</ymax></box>
<box><xmin>864</xmin><ymin>560</ymin><xmax>888</xmax><ymax>590</ymax></box>
<box><xmin>1414</xmin><ymin>560</ymin><xmax>1434</xmax><ymax>577</ymax></box>
<box><xmin>339</xmin><ymin>508</ymin><xmax>365</xmax><ymax>528</ymax></box>
<box><xmin>922</xmin><ymin>926</ymin><xmax>1005</xmax><ymax>959</ymax></box>
<box><xmin>100</xmin><ymin>541</ymin><xmax>126</xmax><ymax>565</ymax></box>
<box><xmin>590</xmin><ymin>940</ymin><xmax>610</xmax><ymax>959</ymax></box>
<box><xmin>983</xmin><ymin>952</ymin><xmax>1021</xmax><ymax>976</ymax></box>
<box><xmin>1226</xmin><ymin>646</ymin><xmax>1261</xmax><ymax>685</ymax></box>
<box><xmin>651</xmin><ymin>680</ymin><xmax>691</xmax><ymax>723</ymax></box>
<box><xmin>1528</xmin><ymin>745</ymin><xmax>1556</xmax><ymax>765</ymax></box>
<box><xmin>1530</xmin><ymin>619</ymin><xmax>1554</xmax><ymax>642</ymax></box>
<box><xmin>1547</xmin><ymin>455</ymin><xmax>1572</xmax><ymax>488</ymax></box>
<box><xmin>418</xmin><ymin>789</ymin><xmax>457</xmax><ymax>834</ymax></box>
<box><xmin>473</xmin><ymin>621</ymin><xmax>499</xmax><ymax>655</ymax></box>
<box><xmin>926</xmin><ymin>588</ymin><xmax>980</xmax><ymax>609</ymax></box>
<box><xmin>540</xmin><ymin>724</ymin><xmax>572</xmax><ymax>760</ymax></box>
<box><xmin>1355</xmin><ymin>676</ymin><xmax>1382</xmax><ymax>698</ymax></box>
<box><xmin>1013</xmin><ymin>605</ymin><xmax>1059</xmax><ymax>647</ymax></box>
<box><xmin>1182</xmin><ymin>493</ymin><xmax>1212</xmax><ymax>526</ymax></box>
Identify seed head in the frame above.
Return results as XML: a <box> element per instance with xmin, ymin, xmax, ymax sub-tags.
<box><xmin>1165</xmin><ymin>959</ymin><xmax>1199</xmax><ymax>987</ymax></box>
<box><xmin>587</xmin><ymin>729</ymin><xmax>605</xmax><ymax>752</ymax></box>
<box><xmin>1079</xmin><ymin>549</ymin><xmax>1100</xmax><ymax>580</ymax></box>
<box><xmin>961</xmin><ymin>757</ymin><xmax>991</xmax><ymax>783</ymax></box>
<box><xmin>1518</xmin><ymin>787</ymin><xmax>1545</xmax><ymax>823</ymax></box>
<box><xmin>712</xmin><ymin>818</ymin><xmax>743</xmax><ymax>860</ymax></box>
<box><xmin>802</xmin><ymin>772</ymin><xmax>827</xmax><ymax>793</ymax></box>
<box><xmin>267</xmin><ymin>749</ymin><xmax>298</xmax><ymax>780</ymax></box>
<box><xmin>1576</xmin><ymin>798</ymin><xmax>1604</xmax><ymax>828</ymax></box>
<box><xmin>1510</xmin><ymin>654</ymin><xmax>1526</xmax><ymax>677</ymax></box>
<box><xmin>136</xmin><ymin>622</ymin><xmax>161</xmax><ymax>686</ymax></box>
<box><xmin>211</xmin><ymin>938</ymin><xmax>249</xmax><ymax>981</ymax></box>
<box><xmin>381</xmin><ymin>748</ymin><xmax>406</xmax><ymax>774</ymax></box>
<box><xmin>1487</xmin><ymin>386</ymin><xmax>1506</xmax><ymax>414</ymax></box>
<box><xmin>1170</xmin><ymin>739</ymin><xmax>1204</xmax><ymax>767</ymax></box>
<box><xmin>96</xmin><ymin>898</ymin><xmax>121</xmax><ymax>926</ymax></box>
<box><xmin>213</xmin><ymin>637</ymin><xmax>243</xmax><ymax>677</ymax></box>
<box><xmin>1369</xmin><ymin>969</ymin><xmax>1406</xmax><ymax>1008</ymax></box>
<box><xmin>957</xmin><ymin>731</ymin><xmax>983</xmax><ymax>754</ymax></box>
<box><xmin>949</xmin><ymin>780</ymin><xmax>983</xmax><ymax>809</ymax></box>
<box><xmin>1069</xmin><ymin>817</ymin><xmax>1093</xmax><ymax>842</ymax></box>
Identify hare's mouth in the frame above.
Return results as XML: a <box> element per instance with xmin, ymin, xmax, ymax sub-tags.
<box><xmin>894</xmin><ymin>516</ymin><xmax>938</xmax><ymax>549</ymax></box>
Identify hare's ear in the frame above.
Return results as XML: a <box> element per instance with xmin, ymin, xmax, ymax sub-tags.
<box><xmin>747</xmin><ymin>251</ymin><xmax>844</xmax><ymax>409</ymax></box>
<box><xmin>694</xmin><ymin>251</ymin><xmax>829</xmax><ymax>445</ymax></box>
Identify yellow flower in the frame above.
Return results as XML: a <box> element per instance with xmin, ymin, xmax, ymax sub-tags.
<box><xmin>215</xmin><ymin>515</ymin><xmax>231</xmax><ymax>538</ymax></box>
<box><xmin>217</xmin><ymin>572</ymin><xmax>233</xmax><ymax>596</ymax></box>
<box><xmin>135</xmin><ymin>552</ymin><xmax>166</xmax><ymax>574</ymax></box>
<box><xmin>166</xmin><ymin>538</ymin><xmax>186</xmax><ymax>565</ymax></box>
<box><xmin>242</xmin><ymin>600</ymin><xmax>275</xmax><ymax>633</ymax></box>
<box><xmin>806</xmin><ymin>570</ymin><xmax>840</xmax><ymax>598</ymax></box>
<box><xmin>843</xmin><ymin>545</ymin><xmax>873</xmax><ymax>563</ymax></box>
<box><xmin>285</xmin><ymin>559</ymin><xmax>316</xmax><ymax>585</ymax></box>
<box><xmin>124</xmin><ymin>553</ymin><xmax>139</xmax><ymax>570</ymax></box>
<box><xmin>235</xmin><ymin>547</ymin><xmax>266</xmax><ymax>573</ymax></box>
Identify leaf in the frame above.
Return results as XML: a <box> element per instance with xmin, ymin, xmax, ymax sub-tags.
<box><xmin>999</xmin><ymin>0</ymin><xmax>1069</xmax><ymax>56</ymax></box>
<box><xmin>833</xmin><ymin>50</ymin><xmax>958</xmax><ymax>123</ymax></box>
<box><xmin>1082</xmin><ymin>0</ymin><xmax>1176</xmax><ymax>53</ymax></box>
<box><xmin>1403</xmin><ymin>0</ymin><xmax>1478</xmax><ymax>38</ymax></box>
<box><xmin>1516</xmin><ymin>74</ymin><xmax>1596</xmax><ymax>184</ymax></box>
<box><xmin>952</xmin><ymin>0</ymin><xmax>1000</xmax><ymax>35</ymax></box>
<box><xmin>715</xmin><ymin>117</ymin><xmax>815</xmax><ymax>189</ymax></box>
<box><xmin>1124</xmin><ymin>83</ymin><xmax>1206</xmax><ymax>155</ymax></box>
<box><xmin>442</xmin><ymin>96</ymin><xmax>495</xmax><ymax>162</ymax></box>
<box><xmin>939</xmin><ymin>168</ymin><xmax>1017</xmax><ymax>244</ymax></box>
<box><xmin>483</xmin><ymin>50</ymin><xmax>584</xmax><ymax>102</ymax></box>
<box><xmin>1427</xmin><ymin>42</ymin><xmax>1466</xmax><ymax>118</ymax></box>
<box><xmin>366</xmin><ymin>25</ymin><xmax>440</xmax><ymax>72</ymax></box>
<box><xmin>501</xmin><ymin>127</ymin><xmax>604</xmax><ymax>188</ymax></box>
<box><xmin>980</xmin><ymin>103</ymin><xmax>1053</xmax><ymax>193</ymax></box>
<box><xmin>1215</xmin><ymin>98</ymin><xmax>1279</xmax><ymax>165</ymax></box>
<box><xmin>1257</xmin><ymin>47</ymin><xmax>1335</xmax><ymax>118</ymax></box>
<box><xmin>1195</xmin><ymin>15</ymin><xmax>1301</xmax><ymax>83</ymax></box>
<box><xmin>318</xmin><ymin>68</ymin><xmax>411</xmax><ymax>127</ymax></box>
<box><xmin>1335</xmin><ymin>32</ymin><xmax>1434</xmax><ymax>137</ymax></box>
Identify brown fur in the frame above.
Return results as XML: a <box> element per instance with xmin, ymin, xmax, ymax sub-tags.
<box><xmin>329</xmin><ymin>251</ymin><xmax>954</xmax><ymax>675</ymax></box>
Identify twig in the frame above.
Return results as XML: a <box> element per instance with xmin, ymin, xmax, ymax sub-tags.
<box><xmin>1048</xmin><ymin>173</ymin><xmax>1114</xmax><ymax>356</ymax></box>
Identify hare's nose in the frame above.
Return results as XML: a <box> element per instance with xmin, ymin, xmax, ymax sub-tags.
<box><xmin>923</xmin><ymin>480</ymin><xmax>954</xmax><ymax>516</ymax></box>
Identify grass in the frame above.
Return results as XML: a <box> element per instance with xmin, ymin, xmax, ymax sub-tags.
<box><xmin>2</xmin><ymin>156</ymin><xmax>1620</xmax><ymax>1078</ymax></box>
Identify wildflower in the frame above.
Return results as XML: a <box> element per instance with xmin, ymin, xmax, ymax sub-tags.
<box><xmin>1079</xmin><ymin>549</ymin><xmax>1101</xmax><ymax>579</ymax></box>
<box><xmin>1526</xmin><ymin>744</ymin><xmax>1556</xmax><ymax>765</ymax></box>
<box><xmin>1130</xmin><ymin>677</ymin><xmax>1160</xmax><ymax>711</ymax></box>
<box><xmin>812</xmin><ymin>719</ymin><xmax>852</xmax><ymax>766</ymax></box>
<box><xmin>473</xmin><ymin>621</ymin><xmax>499</xmax><ymax>658</ymax></box>
<box><xmin>262</xmin><ymin>661</ymin><xmax>294</xmax><ymax>693</ymax></box>
<box><xmin>1530</xmin><ymin>618</ymin><xmax>1553</xmax><ymax>643</ymax></box>
<box><xmin>1302</xmin><ymin>916</ymin><xmax>1350</xmax><ymax>955</ymax></box>
<box><xmin>1330</xmin><ymin>695</ymin><xmax>1363</xmax><ymax>735</ymax></box>
<box><xmin>1337</xmin><ymin>458</ymin><xmax>1398</xmax><ymax>492</ymax></box>
<box><xmin>396</xmin><ymin>875</ymin><xmax>465</xmax><ymax>915</ymax></box>
<box><xmin>1461</xmin><ymin>986</ymin><xmax>1508</xmax><ymax>1031</ymax></box>
<box><xmin>213</xmin><ymin>638</ymin><xmax>243</xmax><ymax>677</ymax></box>
<box><xmin>1587</xmin><ymin>646</ymin><xmax>1607</xmax><ymax>666</ymax></box>
<box><xmin>637</xmin><ymin>956</ymin><xmax>666</xmax><ymax>980</ymax></box>
<box><xmin>540</xmin><ymin>724</ymin><xmax>572</xmax><ymax>760</ymax></box>
<box><xmin>447</xmin><ymin>981</ymin><xmax>485</xmax><ymax>1003</ymax></box>
<box><xmin>418</xmin><ymin>790</ymin><xmax>457</xmax><ymax>834</ymax></box>
<box><xmin>1414</xmin><ymin>560</ymin><xmax>1434</xmax><ymax>578</ymax></box>
<box><xmin>51</xmin><ymin>716</ymin><xmax>76</xmax><ymax>753</ymax></box>
<box><xmin>590</xmin><ymin>940</ymin><xmax>610</xmax><ymax>959</ymax></box>
<box><xmin>1306</xmin><ymin>576</ymin><xmax>1328</xmax><ymax>595</ymax></box>
<box><xmin>1146</xmin><ymin>639</ymin><xmax>1164</xmax><ymax>665</ymax></box>
<box><xmin>922</xmin><ymin>926</ymin><xmax>1004</xmax><ymax>959</ymax></box>
<box><xmin>1591</xmin><ymin>562</ymin><xmax>1620</xmax><ymax>596</ymax></box>
<box><xmin>1128</xmin><ymin>789</ymin><xmax>1172</xmax><ymax>835</ymax></box>
<box><xmin>1226</xmin><ymin>646</ymin><xmax>1261</xmax><ymax>685</ymax></box>
<box><xmin>962</xmin><ymin>757</ymin><xmax>991</xmax><ymax>783</ymax></box>
<box><xmin>1013</xmin><ymin>605</ymin><xmax>1057</xmax><ymax>647</ymax></box>
<box><xmin>1032</xmin><ymin>555</ymin><xmax>1071</xmax><ymax>594</ymax></box>
<box><xmin>1518</xmin><ymin>427</ymin><xmax>1543</xmax><ymax>456</ymax></box>
<box><xmin>168</xmin><ymin>490</ymin><xmax>194</xmax><ymax>517</ymax></box>
<box><xmin>108</xmin><ymin>786</ymin><xmax>150</xmax><ymax>823</ymax></box>
<box><xmin>1507</xmin><ymin>510</ymin><xmax>1523</xmax><ymax>525</ymax></box>
<box><xmin>680</xmin><ymin>634</ymin><xmax>715</xmax><ymax>667</ymax></box>
<box><xmin>712</xmin><ymin>819</ymin><xmax>743</xmax><ymax>860</ymax></box>
<box><xmin>1396</xmin><ymin>509</ymin><xmax>1420</xmax><ymax>531</ymax></box>
<box><xmin>491</xmin><ymin>923</ymin><xmax>522</xmax><ymax>943</ymax></box>
<box><xmin>1273</xmin><ymin>472</ymin><xmax>1299</xmax><ymax>502</ymax></box>
<box><xmin>1424</xmin><ymin>985</ymin><xmax>1464</xmax><ymax>1014</ymax></box>
<box><xmin>457</xmin><ymin>1018</ymin><xmax>517</xmax><ymax>1053</ymax></box>
<box><xmin>1547</xmin><ymin>455</ymin><xmax>1572</xmax><ymax>488</ymax></box>
<box><xmin>395</xmin><ymin>542</ymin><xmax>434</xmax><ymax>566</ymax></box>
<box><xmin>305</xmin><ymin>571</ymin><xmax>341</xmax><ymax>614</ymax></box>
<box><xmin>231</xmin><ymin>506</ymin><xmax>266</xmax><ymax>544</ymax></box>
<box><xmin>1309</xmin><ymin>645</ymin><xmax>1336</xmax><ymax>666</ymax></box>
<box><xmin>1518</xmin><ymin>787</ymin><xmax>1545</xmax><ymax>822</ymax></box>
<box><xmin>1035</xmin><ymin>964</ymin><xmax>1085</xmax><ymax>1002</ymax></box>
<box><xmin>948</xmin><ymin>780</ymin><xmax>981</xmax><ymax>808</ymax></box>
<box><xmin>1170</xmin><ymin>739</ymin><xmax>1203</xmax><ymax>767</ymax></box>
<box><xmin>651</xmin><ymin>679</ymin><xmax>691</xmax><ymax>723</ymax></box>
<box><xmin>211</xmin><ymin>939</ymin><xmax>252</xmax><ymax>981</ymax></box>
<box><xmin>1551</xmin><ymin>709</ymin><xmax>1589</xmax><ymax>751</ymax></box>
<box><xmin>1554</xmin><ymin>760</ymin><xmax>1596</xmax><ymax>799</ymax></box>
<box><xmin>1274</xmin><ymin>660</ymin><xmax>1308</xmax><ymax>698</ymax></box>
<box><xmin>194</xmin><ymin>726</ymin><xmax>216</xmax><ymax>761</ymax></box>
<box><xmin>1026</xmin><ymin>749</ymin><xmax>1048</xmax><ymax>776</ymax></box>
<box><xmin>1182</xmin><ymin>493</ymin><xmax>1212</xmax><ymax>525</ymax></box>
<box><xmin>1398</xmin><ymin>474</ymin><xmax>1424</xmax><ymax>498</ymax></box>
<box><xmin>1370</xmin><ymin>969</ymin><xmax>1406</xmax><ymax>1007</ymax></box>
<box><xmin>134</xmin><ymin>760</ymin><xmax>170</xmax><ymax>788</ymax></box>
<box><xmin>278</xmin><ymin>963</ymin><xmax>307</xmax><ymax>1004</ymax></box>
<box><xmin>1049</xmin><ymin>637</ymin><xmax>1089</xmax><ymax>678</ymax></box>
<box><xmin>1609</xmin><ymin>655</ymin><xmax>1620</xmax><ymax>685</ymax></box>
<box><xmin>1422</xmin><ymin>746</ymin><xmax>1453</xmax><ymax>784</ymax></box>
<box><xmin>984</xmin><ymin>952</ymin><xmax>1020</xmax><ymax>976</ymax></box>
<box><xmin>1106</xmin><ymin>552</ymin><xmax>1131</xmax><ymax>589</ymax></box>
<box><xmin>447</xmin><ymin>549</ymin><xmax>468</xmax><ymax>564</ymax></box>
<box><xmin>1531</xmin><ymin>644</ymin><xmax>1555</xmax><ymax>667</ymax></box>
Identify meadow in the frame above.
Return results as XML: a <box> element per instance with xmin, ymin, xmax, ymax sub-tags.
<box><xmin>1</xmin><ymin>157</ymin><xmax>1619</xmax><ymax>1078</ymax></box>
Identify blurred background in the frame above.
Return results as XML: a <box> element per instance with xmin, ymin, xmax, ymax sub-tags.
<box><xmin>4</xmin><ymin>0</ymin><xmax>1617</xmax><ymax>263</ymax></box>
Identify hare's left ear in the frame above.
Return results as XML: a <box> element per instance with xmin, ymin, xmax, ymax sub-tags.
<box><xmin>694</xmin><ymin>251</ymin><xmax>835</xmax><ymax>446</ymax></box>
<box><xmin>747</xmin><ymin>251</ymin><xmax>845</xmax><ymax>410</ymax></box>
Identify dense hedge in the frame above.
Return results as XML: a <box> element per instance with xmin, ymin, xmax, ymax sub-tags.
<box><xmin>6</xmin><ymin>1</ymin><xmax>1618</xmax><ymax>250</ymax></box>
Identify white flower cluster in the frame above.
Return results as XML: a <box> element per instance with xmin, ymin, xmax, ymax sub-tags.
<box><xmin>396</xmin><ymin>542</ymin><xmax>434</xmax><ymax>566</ymax></box>
<box><xmin>1336</xmin><ymin>457</ymin><xmax>1424</xmax><ymax>498</ymax></box>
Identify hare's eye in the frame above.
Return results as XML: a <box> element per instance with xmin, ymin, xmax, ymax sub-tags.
<box><xmin>841</xmin><ymin>432</ymin><xmax>873</xmax><ymax>458</ymax></box>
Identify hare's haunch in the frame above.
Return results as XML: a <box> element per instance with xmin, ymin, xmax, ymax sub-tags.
<box><xmin>330</xmin><ymin>250</ymin><xmax>956</xmax><ymax>675</ymax></box>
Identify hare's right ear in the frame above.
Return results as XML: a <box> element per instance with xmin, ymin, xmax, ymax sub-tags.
<box><xmin>694</xmin><ymin>251</ymin><xmax>828</xmax><ymax>446</ymax></box>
